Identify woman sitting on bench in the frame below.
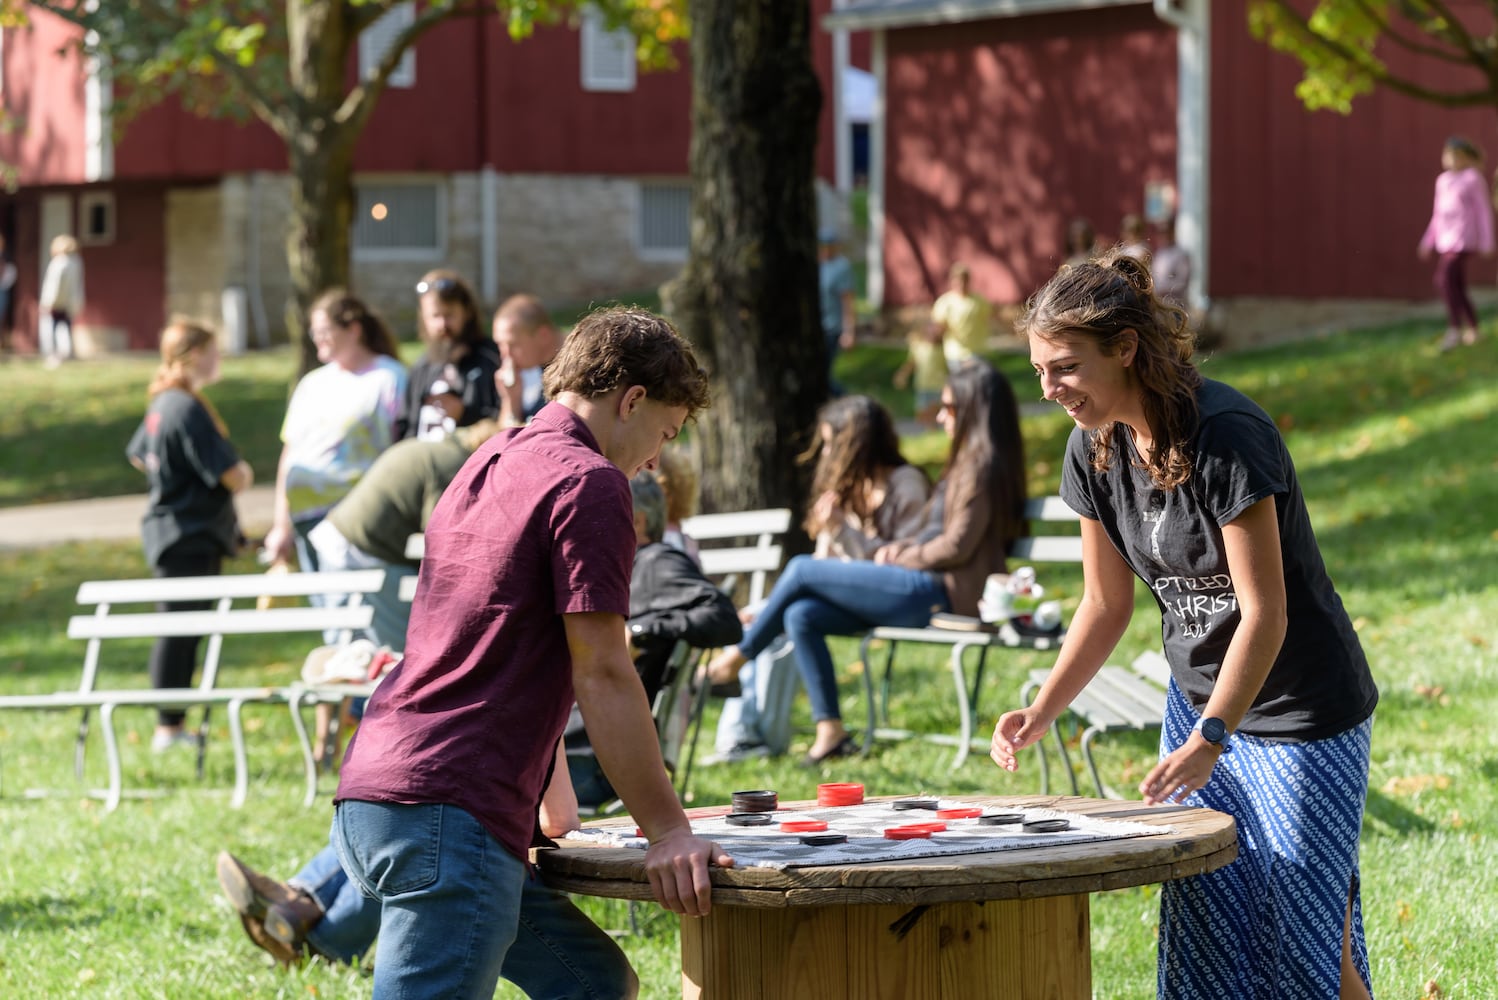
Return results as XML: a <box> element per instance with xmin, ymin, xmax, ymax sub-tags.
<box><xmin>714</xmin><ymin>393</ymin><xmax>931</xmax><ymax>762</ymax></box>
<box><xmin>708</xmin><ymin>359</ymin><xmax>1028</xmax><ymax>766</ymax></box>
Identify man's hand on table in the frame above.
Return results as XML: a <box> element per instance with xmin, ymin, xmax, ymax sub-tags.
<box><xmin>643</xmin><ymin>826</ymin><xmax>734</xmax><ymax>917</ymax></box>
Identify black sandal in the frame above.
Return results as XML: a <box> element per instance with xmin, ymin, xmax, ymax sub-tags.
<box><xmin>799</xmin><ymin>734</ymin><xmax>859</xmax><ymax>768</ymax></box>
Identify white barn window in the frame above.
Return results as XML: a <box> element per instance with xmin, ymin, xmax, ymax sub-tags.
<box><xmin>360</xmin><ymin>3</ymin><xmax>416</xmax><ymax>89</ymax></box>
<box><xmin>581</xmin><ymin>9</ymin><xmax>636</xmax><ymax>92</ymax></box>
<box><xmin>79</xmin><ymin>190</ymin><xmax>116</xmax><ymax>246</ymax></box>
<box><xmin>637</xmin><ymin>181</ymin><xmax>690</xmax><ymax>260</ymax></box>
<box><xmin>353</xmin><ymin>179</ymin><xmax>443</xmax><ymax>260</ymax></box>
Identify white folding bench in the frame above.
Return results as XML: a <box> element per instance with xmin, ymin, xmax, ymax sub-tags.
<box><xmin>856</xmin><ymin>496</ymin><xmax>1082</xmax><ymax>769</ymax></box>
<box><xmin>0</xmin><ymin>570</ymin><xmax>381</xmax><ymax>810</ymax></box>
<box><xmin>1022</xmin><ymin>650</ymin><xmax>1172</xmax><ymax>797</ymax></box>
<box><xmin>680</xmin><ymin>507</ymin><xmax>792</xmax><ymax>605</ymax></box>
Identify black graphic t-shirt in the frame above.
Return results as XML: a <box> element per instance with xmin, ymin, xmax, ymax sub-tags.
<box><xmin>1060</xmin><ymin>378</ymin><xmax>1377</xmax><ymax>740</ymax></box>
<box><xmin>126</xmin><ymin>389</ymin><xmax>242</xmax><ymax>566</ymax></box>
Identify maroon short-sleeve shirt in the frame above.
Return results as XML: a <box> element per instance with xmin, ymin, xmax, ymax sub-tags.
<box><xmin>335</xmin><ymin>403</ymin><xmax>634</xmax><ymax>861</ymax></box>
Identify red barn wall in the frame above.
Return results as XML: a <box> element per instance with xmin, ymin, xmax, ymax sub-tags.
<box><xmin>20</xmin><ymin>9</ymin><xmax>844</xmax><ymax>183</ymax></box>
<box><xmin>84</xmin><ymin>184</ymin><xmax>168</xmax><ymax>348</ymax></box>
<box><xmin>1210</xmin><ymin>0</ymin><xmax>1496</xmax><ymax>300</ymax></box>
<box><xmin>481</xmin><ymin>19</ymin><xmax>692</xmax><ymax>176</ymax></box>
<box><xmin>8</xmin><ymin>184</ymin><xmax>165</xmax><ymax>352</ymax></box>
<box><xmin>0</xmin><ymin>12</ymin><xmax>91</xmax><ymax>185</ymax></box>
<box><xmin>882</xmin><ymin>6</ymin><xmax>1177</xmax><ymax>308</ymax></box>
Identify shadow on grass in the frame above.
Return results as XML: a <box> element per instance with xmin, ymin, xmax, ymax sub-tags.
<box><xmin>1362</xmin><ymin>788</ymin><xmax>1439</xmax><ymax>838</ymax></box>
<box><xmin>0</xmin><ymin>893</ymin><xmax>107</xmax><ymax>935</ymax></box>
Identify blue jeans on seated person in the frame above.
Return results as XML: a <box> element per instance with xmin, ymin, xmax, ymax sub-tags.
<box><xmin>289</xmin><ymin>837</ymin><xmax>380</xmax><ymax>964</ymax></box>
<box><xmin>334</xmin><ymin>799</ymin><xmax>635</xmax><ymax>999</ymax></box>
<box><xmin>737</xmin><ymin>554</ymin><xmax>949</xmax><ymax>723</ymax></box>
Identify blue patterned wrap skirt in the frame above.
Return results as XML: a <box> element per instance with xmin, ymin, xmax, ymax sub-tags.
<box><xmin>1157</xmin><ymin>680</ymin><xmax>1374</xmax><ymax>999</ymax></box>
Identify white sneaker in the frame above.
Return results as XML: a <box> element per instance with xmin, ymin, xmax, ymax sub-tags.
<box><xmin>704</xmin><ymin>742</ymin><xmax>772</xmax><ymax>765</ymax></box>
<box><xmin>151</xmin><ymin>730</ymin><xmax>201</xmax><ymax>754</ymax></box>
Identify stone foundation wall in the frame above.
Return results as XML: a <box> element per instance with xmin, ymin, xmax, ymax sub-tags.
<box><xmin>493</xmin><ymin>174</ymin><xmax>684</xmax><ymax>307</ymax></box>
<box><xmin>162</xmin><ymin>172</ymin><xmax>687</xmax><ymax>348</ymax></box>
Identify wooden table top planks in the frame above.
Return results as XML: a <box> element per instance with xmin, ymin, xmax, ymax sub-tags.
<box><xmin>536</xmin><ymin>794</ymin><xmax>1237</xmax><ymax>909</ymax></box>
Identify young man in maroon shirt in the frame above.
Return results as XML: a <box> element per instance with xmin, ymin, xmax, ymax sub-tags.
<box><xmin>332</xmin><ymin>306</ymin><xmax>728</xmax><ymax>999</ymax></box>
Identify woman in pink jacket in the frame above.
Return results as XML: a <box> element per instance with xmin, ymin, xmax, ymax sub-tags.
<box><xmin>1418</xmin><ymin>136</ymin><xmax>1494</xmax><ymax>351</ymax></box>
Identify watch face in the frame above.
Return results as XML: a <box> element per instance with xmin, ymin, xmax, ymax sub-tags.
<box><xmin>1201</xmin><ymin>717</ymin><xmax>1227</xmax><ymax>744</ymax></box>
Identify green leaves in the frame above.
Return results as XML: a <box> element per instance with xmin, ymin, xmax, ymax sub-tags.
<box><xmin>1248</xmin><ymin>0</ymin><xmax>1497</xmax><ymax>112</ymax></box>
<box><xmin>1249</xmin><ymin>0</ymin><xmax>1384</xmax><ymax>113</ymax></box>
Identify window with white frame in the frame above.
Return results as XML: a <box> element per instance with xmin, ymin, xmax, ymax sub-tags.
<box><xmin>637</xmin><ymin>180</ymin><xmax>690</xmax><ymax>259</ymax></box>
<box><xmin>580</xmin><ymin>8</ymin><xmax>636</xmax><ymax>92</ymax></box>
<box><xmin>352</xmin><ymin>180</ymin><xmax>443</xmax><ymax>258</ymax></box>
<box><xmin>360</xmin><ymin>3</ymin><xmax>416</xmax><ymax>88</ymax></box>
<box><xmin>78</xmin><ymin>190</ymin><xmax>115</xmax><ymax>246</ymax></box>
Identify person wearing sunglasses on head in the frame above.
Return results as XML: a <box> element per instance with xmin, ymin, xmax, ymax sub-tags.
<box><xmin>395</xmin><ymin>270</ymin><xmax>502</xmax><ymax>441</ymax></box>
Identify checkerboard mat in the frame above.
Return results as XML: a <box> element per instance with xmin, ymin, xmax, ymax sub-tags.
<box><xmin>564</xmin><ymin>799</ymin><xmax>1168</xmax><ymax>870</ymax></box>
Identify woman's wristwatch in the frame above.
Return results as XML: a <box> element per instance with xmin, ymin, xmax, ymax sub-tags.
<box><xmin>1194</xmin><ymin>716</ymin><xmax>1232</xmax><ymax>753</ymax></box>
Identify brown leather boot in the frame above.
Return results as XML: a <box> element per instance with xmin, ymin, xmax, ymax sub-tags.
<box><xmin>216</xmin><ymin>851</ymin><xmax>301</xmax><ymax>920</ymax></box>
<box><xmin>264</xmin><ymin>891</ymin><xmax>326</xmax><ymax>955</ymax></box>
<box><xmin>237</xmin><ymin>913</ymin><xmax>301</xmax><ymax>969</ymax></box>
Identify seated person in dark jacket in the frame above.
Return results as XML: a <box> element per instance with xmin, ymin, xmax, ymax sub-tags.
<box><xmin>564</xmin><ymin>469</ymin><xmax>741</xmax><ymax>808</ymax></box>
<box><xmin>216</xmin><ymin>470</ymin><xmax>739</xmax><ymax>967</ymax></box>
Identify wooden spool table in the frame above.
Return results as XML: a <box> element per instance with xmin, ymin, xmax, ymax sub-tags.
<box><xmin>537</xmin><ymin>794</ymin><xmax>1237</xmax><ymax>999</ymax></box>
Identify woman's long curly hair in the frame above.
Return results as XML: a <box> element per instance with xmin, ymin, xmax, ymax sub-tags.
<box><xmin>1018</xmin><ymin>247</ymin><xmax>1201</xmax><ymax>490</ymax></box>
<box><xmin>799</xmin><ymin>394</ymin><xmax>911</xmax><ymax>539</ymax></box>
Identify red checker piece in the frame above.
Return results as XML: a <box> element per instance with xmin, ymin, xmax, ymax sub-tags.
<box><xmin>780</xmin><ymin>820</ymin><xmax>830</xmax><ymax>833</ymax></box>
<box><xmin>883</xmin><ymin>826</ymin><xmax>933</xmax><ymax>840</ymax></box>
<box><xmin>935</xmin><ymin>807</ymin><xmax>983</xmax><ymax>820</ymax></box>
<box><xmin>902</xmin><ymin>821</ymin><xmax>948</xmax><ymax>833</ymax></box>
<box><xmin>816</xmin><ymin>782</ymin><xmax>865</xmax><ymax>806</ymax></box>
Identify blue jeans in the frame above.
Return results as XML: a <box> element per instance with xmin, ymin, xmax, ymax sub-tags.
<box><xmin>334</xmin><ymin>800</ymin><xmax>636</xmax><ymax>999</ymax></box>
<box><xmin>737</xmin><ymin>555</ymin><xmax>949</xmax><ymax>723</ymax></box>
<box><xmin>309</xmin><ymin>521</ymin><xmax>417</xmax><ymax>651</ymax></box>
<box><xmin>290</xmin><ymin>837</ymin><xmax>380</xmax><ymax>964</ymax></box>
<box><xmin>825</xmin><ymin>330</ymin><xmax>845</xmax><ymax>396</ymax></box>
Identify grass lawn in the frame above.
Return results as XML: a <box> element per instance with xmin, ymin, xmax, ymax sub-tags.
<box><xmin>0</xmin><ymin>320</ymin><xmax>1494</xmax><ymax>997</ymax></box>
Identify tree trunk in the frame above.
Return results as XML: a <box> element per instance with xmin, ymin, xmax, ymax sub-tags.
<box><xmin>662</xmin><ymin>0</ymin><xmax>825</xmax><ymax>524</ymax></box>
<box><xmin>286</xmin><ymin>139</ymin><xmax>355</xmax><ymax>375</ymax></box>
<box><xmin>284</xmin><ymin>0</ymin><xmax>356</xmax><ymax>376</ymax></box>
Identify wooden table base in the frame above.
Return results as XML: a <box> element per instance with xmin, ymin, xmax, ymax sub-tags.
<box><xmin>680</xmin><ymin>894</ymin><xmax>1091</xmax><ymax>1000</ymax></box>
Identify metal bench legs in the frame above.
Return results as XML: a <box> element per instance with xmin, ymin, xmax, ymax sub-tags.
<box><xmin>96</xmin><ymin>697</ymin><xmax>258</xmax><ymax>812</ymax></box>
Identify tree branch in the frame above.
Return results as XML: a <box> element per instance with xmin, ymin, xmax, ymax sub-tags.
<box><xmin>74</xmin><ymin>1</ymin><xmax>297</xmax><ymax>139</ymax></box>
<box><xmin>1403</xmin><ymin>0</ymin><xmax>1488</xmax><ymax>68</ymax></box>
<box><xmin>333</xmin><ymin>0</ymin><xmax>489</xmax><ymax>133</ymax></box>
<box><xmin>1344</xmin><ymin>0</ymin><xmax>1471</xmax><ymax>64</ymax></box>
<box><xmin>1260</xmin><ymin>0</ymin><xmax>1498</xmax><ymax>107</ymax></box>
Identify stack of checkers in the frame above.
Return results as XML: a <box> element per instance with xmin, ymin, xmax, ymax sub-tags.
<box><xmin>723</xmin><ymin>789</ymin><xmax>778</xmax><ymax>830</ymax></box>
<box><xmin>816</xmin><ymin>782</ymin><xmax>864</xmax><ymax>807</ymax></box>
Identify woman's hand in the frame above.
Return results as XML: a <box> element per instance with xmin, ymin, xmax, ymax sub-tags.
<box><xmin>220</xmin><ymin>460</ymin><xmax>254</xmax><ymax>494</ymax></box>
<box><xmin>989</xmin><ymin>707</ymin><xmax>1048</xmax><ymax>773</ymax></box>
<box><xmin>262</xmin><ymin>522</ymin><xmax>295</xmax><ymax>565</ymax></box>
<box><xmin>873</xmin><ymin>541</ymin><xmax>908</xmax><ymax>565</ymax></box>
<box><xmin>1139</xmin><ymin>735</ymin><xmax>1222</xmax><ymax>805</ymax></box>
<box><xmin>811</xmin><ymin>491</ymin><xmax>842</xmax><ymax>531</ymax></box>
